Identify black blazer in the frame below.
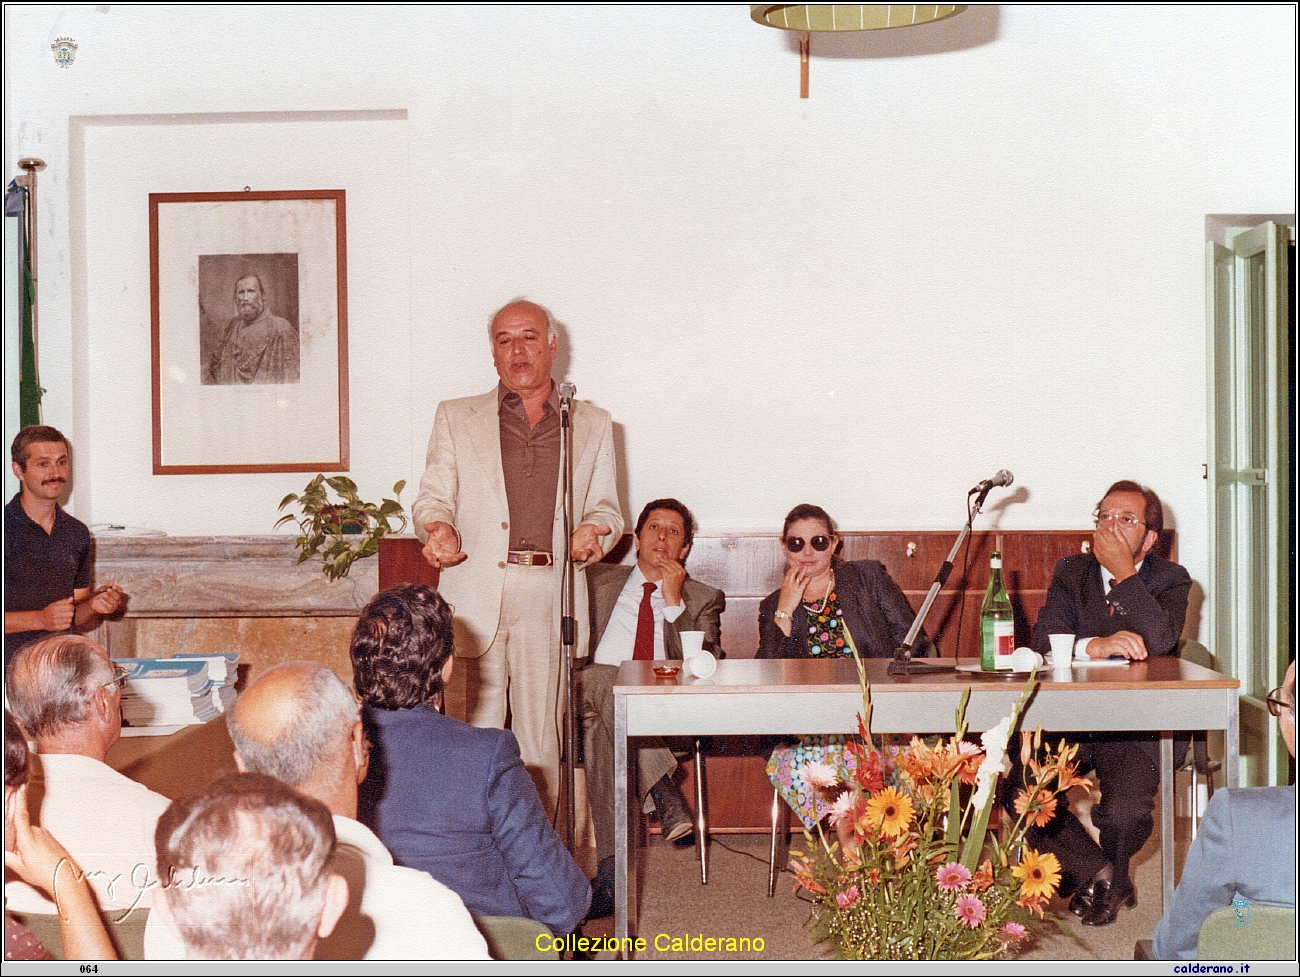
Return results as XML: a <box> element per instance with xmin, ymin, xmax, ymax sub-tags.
<box><xmin>1030</xmin><ymin>552</ymin><xmax>1191</xmax><ymax>658</ymax></box>
<box><xmin>756</xmin><ymin>559</ymin><xmax>927</xmax><ymax>659</ymax></box>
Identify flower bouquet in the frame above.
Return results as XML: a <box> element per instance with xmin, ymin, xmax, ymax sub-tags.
<box><xmin>788</xmin><ymin>641</ymin><xmax>1092</xmax><ymax>959</ymax></box>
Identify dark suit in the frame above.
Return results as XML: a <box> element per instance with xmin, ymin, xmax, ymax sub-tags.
<box><xmin>357</xmin><ymin>704</ymin><xmax>590</xmax><ymax>935</ymax></box>
<box><xmin>756</xmin><ymin>559</ymin><xmax>926</xmax><ymax>659</ymax></box>
<box><xmin>1002</xmin><ymin>551</ymin><xmax>1193</xmax><ymax>893</ymax></box>
<box><xmin>1151</xmin><ymin>786</ymin><xmax>1296</xmax><ymax>959</ymax></box>
<box><xmin>581</xmin><ymin>562</ymin><xmax>725</xmax><ymax>863</ymax></box>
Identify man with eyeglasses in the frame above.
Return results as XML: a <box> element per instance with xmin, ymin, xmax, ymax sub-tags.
<box><xmin>999</xmin><ymin>480</ymin><xmax>1193</xmax><ymax>927</ymax></box>
<box><xmin>5</xmin><ymin>634</ymin><xmax>170</xmax><ymax>916</ymax></box>
<box><xmin>1152</xmin><ymin>660</ymin><xmax>1295</xmax><ymax>958</ymax></box>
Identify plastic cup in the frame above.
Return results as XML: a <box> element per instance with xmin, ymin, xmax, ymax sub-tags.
<box><xmin>1048</xmin><ymin>633</ymin><xmax>1075</xmax><ymax>669</ymax></box>
<box><xmin>685</xmin><ymin>650</ymin><xmax>717</xmax><ymax>679</ymax></box>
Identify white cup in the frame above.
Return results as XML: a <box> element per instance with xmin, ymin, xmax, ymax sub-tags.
<box><xmin>685</xmin><ymin>650</ymin><xmax>717</xmax><ymax>679</ymax></box>
<box><xmin>1048</xmin><ymin>633</ymin><xmax>1075</xmax><ymax>669</ymax></box>
<box><xmin>1010</xmin><ymin>647</ymin><xmax>1042</xmax><ymax>672</ymax></box>
<box><xmin>678</xmin><ymin>631</ymin><xmax>705</xmax><ymax>658</ymax></box>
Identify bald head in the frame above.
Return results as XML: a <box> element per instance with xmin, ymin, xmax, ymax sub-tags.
<box><xmin>227</xmin><ymin>663</ymin><xmax>361</xmax><ymax>808</ymax></box>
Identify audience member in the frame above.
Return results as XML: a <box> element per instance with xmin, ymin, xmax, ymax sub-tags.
<box><xmin>5</xmin><ymin>635</ymin><xmax>169</xmax><ymax>915</ymax></box>
<box><xmin>213</xmin><ymin>661</ymin><xmax>487</xmax><ymax>959</ymax></box>
<box><xmin>352</xmin><ymin>584</ymin><xmax>590</xmax><ymax>936</ymax></box>
<box><xmin>152</xmin><ymin>773</ymin><xmax>347</xmax><ymax>960</ymax></box>
<box><xmin>5</xmin><ymin>710</ymin><xmax>116</xmax><ymax>960</ymax></box>
<box><xmin>1151</xmin><ymin>661</ymin><xmax>1296</xmax><ymax>958</ymax></box>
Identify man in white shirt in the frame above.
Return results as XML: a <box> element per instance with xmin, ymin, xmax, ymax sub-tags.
<box><xmin>5</xmin><ymin>634</ymin><xmax>169</xmax><ymax>917</ymax></box>
<box><xmin>580</xmin><ymin>499</ymin><xmax>725</xmax><ymax>918</ymax></box>
<box><xmin>146</xmin><ymin>661</ymin><xmax>490</xmax><ymax>960</ymax></box>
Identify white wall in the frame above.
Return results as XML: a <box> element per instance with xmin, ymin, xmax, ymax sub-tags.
<box><xmin>5</xmin><ymin>5</ymin><xmax>1298</xmax><ymax>637</ymax></box>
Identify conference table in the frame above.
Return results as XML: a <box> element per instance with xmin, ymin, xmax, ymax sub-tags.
<box><xmin>613</xmin><ymin>656</ymin><xmax>1239</xmax><ymax>955</ymax></box>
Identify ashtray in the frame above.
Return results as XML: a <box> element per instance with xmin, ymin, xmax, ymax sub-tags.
<box><xmin>652</xmin><ymin>664</ymin><xmax>681</xmax><ymax>679</ymax></box>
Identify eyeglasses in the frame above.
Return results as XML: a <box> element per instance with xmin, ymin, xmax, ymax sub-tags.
<box><xmin>101</xmin><ymin>662</ymin><xmax>130</xmax><ymax>692</ymax></box>
<box><xmin>783</xmin><ymin>535</ymin><xmax>832</xmax><ymax>554</ymax></box>
<box><xmin>1264</xmin><ymin>687</ymin><xmax>1291</xmax><ymax>718</ymax></box>
<box><xmin>1094</xmin><ymin>511</ymin><xmax>1145</xmax><ymax>529</ymax></box>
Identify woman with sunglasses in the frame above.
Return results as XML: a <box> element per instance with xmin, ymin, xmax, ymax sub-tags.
<box><xmin>758</xmin><ymin>503</ymin><xmax>925</xmax><ymax>662</ymax></box>
<box><xmin>758</xmin><ymin>504</ymin><xmax>928</xmax><ymax>828</ymax></box>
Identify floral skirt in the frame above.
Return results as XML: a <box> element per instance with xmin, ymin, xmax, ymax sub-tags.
<box><xmin>766</xmin><ymin>735</ymin><xmax>858</xmax><ymax>830</ymax></box>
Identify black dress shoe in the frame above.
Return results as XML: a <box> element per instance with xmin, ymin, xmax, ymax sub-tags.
<box><xmin>1068</xmin><ymin>879</ymin><xmax>1097</xmax><ymax>917</ymax></box>
<box><xmin>1081</xmin><ymin>879</ymin><xmax>1136</xmax><ymax>926</ymax></box>
<box><xmin>649</xmin><ymin>775</ymin><xmax>695</xmax><ymax>845</ymax></box>
<box><xmin>585</xmin><ymin>857</ymin><xmax>614</xmax><ymax>921</ymax></box>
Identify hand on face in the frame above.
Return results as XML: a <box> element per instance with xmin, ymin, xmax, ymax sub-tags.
<box><xmin>777</xmin><ymin>564</ymin><xmax>811</xmax><ymax>617</ymax></box>
<box><xmin>421</xmin><ymin>521</ymin><xmax>467</xmax><ymax>569</ymax></box>
<box><xmin>1092</xmin><ymin>521</ymin><xmax>1140</xmax><ymax>582</ymax></box>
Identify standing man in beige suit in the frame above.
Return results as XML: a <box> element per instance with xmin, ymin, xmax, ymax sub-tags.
<box><xmin>414</xmin><ymin>299</ymin><xmax>623</xmax><ymax>814</ymax></box>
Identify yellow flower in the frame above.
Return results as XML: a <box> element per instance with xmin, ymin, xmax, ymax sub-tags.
<box><xmin>864</xmin><ymin>786</ymin><xmax>914</xmax><ymax>839</ymax></box>
<box><xmin>1012</xmin><ymin>848</ymin><xmax>1061</xmax><ymax>900</ymax></box>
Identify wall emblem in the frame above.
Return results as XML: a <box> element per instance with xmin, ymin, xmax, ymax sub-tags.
<box><xmin>52</xmin><ymin>37</ymin><xmax>78</xmax><ymax>68</ymax></box>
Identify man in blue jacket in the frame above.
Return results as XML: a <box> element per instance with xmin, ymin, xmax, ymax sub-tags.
<box><xmin>352</xmin><ymin>583</ymin><xmax>590</xmax><ymax>936</ymax></box>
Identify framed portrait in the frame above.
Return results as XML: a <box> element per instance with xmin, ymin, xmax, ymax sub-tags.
<box><xmin>149</xmin><ymin>189</ymin><xmax>349</xmax><ymax>474</ymax></box>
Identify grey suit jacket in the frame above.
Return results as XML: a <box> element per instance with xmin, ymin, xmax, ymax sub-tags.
<box><xmin>585</xmin><ymin>561</ymin><xmax>725</xmax><ymax>662</ymax></box>
<box><xmin>1151</xmin><ymin>785</ymin><xmax>1296</xmax><ymax>959</ymax></box>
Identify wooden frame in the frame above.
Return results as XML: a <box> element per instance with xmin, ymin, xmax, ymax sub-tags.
<box><xmin>149</xmin><ymin>189</ymin><xmax>349</xmax><ymax>474</ymax></box>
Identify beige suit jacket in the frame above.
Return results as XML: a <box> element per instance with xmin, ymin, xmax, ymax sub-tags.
<box><xmin>412</xmin><ymin>388</ymin><xmax>623</xmax><ymax>659</ymax></box>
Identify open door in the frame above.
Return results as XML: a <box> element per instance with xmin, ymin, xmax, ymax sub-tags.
<box><xmin>1206</xmin><ymin>220</ymin><xmax>1294</xmax><ymax>786</ymax></box>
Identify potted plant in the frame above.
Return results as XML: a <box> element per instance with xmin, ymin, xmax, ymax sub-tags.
<box><xmin>276</xmin><ymin>475</ymin><xmax>407</xmax><ymax>581</ymax></box>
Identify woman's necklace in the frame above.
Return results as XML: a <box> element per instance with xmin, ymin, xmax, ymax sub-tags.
<box><xmin>802</xmin><ymin>572</ymin><xmax>834</xmax><ymax>614</ymax></box>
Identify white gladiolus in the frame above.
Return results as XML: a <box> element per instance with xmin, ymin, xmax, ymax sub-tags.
<box><xmin>970</xmin><ymin>717</ymin><xmax>1013</xmax><ymax>811</ymax></box>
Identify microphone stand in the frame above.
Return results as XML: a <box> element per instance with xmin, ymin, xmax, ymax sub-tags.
<box><xmin>559</xmin><ymin>387</ymin><xmax>577</xmax><ymax>850</ymax></box>
<box><xmin>888</xmin><ymin>483</ymin><xmax>998</xmax><ymax>676</ymax></box>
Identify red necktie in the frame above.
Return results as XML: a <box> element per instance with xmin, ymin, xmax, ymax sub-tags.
<box><xmin>633</xmin><ymin>581</ymin><xmax>657</xmax><ymax>661</ymax></box>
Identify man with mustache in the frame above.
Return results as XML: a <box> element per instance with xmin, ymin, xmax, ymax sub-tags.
<box><xmin>4</xmin><ymin>426</ymin><xmax>123</xmax><ymax>664</ymax></box>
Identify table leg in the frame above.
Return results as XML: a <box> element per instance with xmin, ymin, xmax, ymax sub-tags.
<box><xmin>614</xmin><ymin>694</ymin><xmax>636</xmax><ymax>957</ymax></box>
<box><xmin>1160</xmin><ymin>732</ymin><xmax>1174</xmax><ymax>907</ymax></box>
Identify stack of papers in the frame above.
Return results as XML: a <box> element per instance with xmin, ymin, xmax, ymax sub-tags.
<box><xmin>168</xmin><ymin>653</ymin><xmax>241</xmax><ymax>712</ymax></box>
<box><xmin>115</xmin><ymin>658</ymin><xmax>213</xmax><ymax>728</ymax></box>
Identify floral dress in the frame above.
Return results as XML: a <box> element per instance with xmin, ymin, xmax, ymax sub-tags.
<box><xmin>766</xmin><ymin>592</ymin><xmax>859</xmax><ymax>828</ymax></box>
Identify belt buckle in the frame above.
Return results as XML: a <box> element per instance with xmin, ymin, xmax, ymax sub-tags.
<box><xmin>511</xmin><ymin>550</ymin><xmax>551</xmax><ymax>567</ymax></box>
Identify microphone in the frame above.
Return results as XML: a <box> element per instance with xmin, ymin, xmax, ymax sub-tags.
<box><xmin>970</xmin><ymin>470</ymin><xmax>1013</xmax><ymax>494</ymax></box>
<box><xmin>558</xmin><ymin>382</ymin><xmax>576</xmax><ymax>403</ymax></box>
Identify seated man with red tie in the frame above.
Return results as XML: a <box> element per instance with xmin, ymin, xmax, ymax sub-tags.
<box><xmin>579</xmin><ymin>499</ymin><xmax>725</xmax><ymax>920</ymax></box>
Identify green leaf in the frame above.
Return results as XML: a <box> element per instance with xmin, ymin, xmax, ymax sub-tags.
<box><xmin>392</xmin><ymin>479</ymin><xmax>406</xmax><ymax>495</ymax></box>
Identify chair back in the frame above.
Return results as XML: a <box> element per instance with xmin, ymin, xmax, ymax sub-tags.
<box><xmin>473</xmin><ymin>914</ymin><xmax>559</xmax><ymax>960</ymax></box>
<box><xmin>1198</xmin><ymin>904</ymin><xmax>1296</xmax><ymax>960</ymax></box>
<box><xmin>8</xmin><ymin>908</ymin><xmax>150</xmax><ymax>960</ymax></box>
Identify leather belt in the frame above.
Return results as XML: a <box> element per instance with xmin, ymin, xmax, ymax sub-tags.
<box><xmin>507</xmin><ymin>550</ymin><xmax>554</xmax><ymax>567</ymax></box>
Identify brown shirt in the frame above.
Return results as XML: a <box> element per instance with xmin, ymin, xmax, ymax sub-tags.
<box><xmin>498</xmin><ymin>383</ymin><xmax>561</xmax><ymax>553</ymax></box>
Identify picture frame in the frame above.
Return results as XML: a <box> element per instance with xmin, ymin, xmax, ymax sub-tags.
<box><xmin>149</xmin><ymin>189</ymin><xmax>349</xmax><ymax>474</ymax></box>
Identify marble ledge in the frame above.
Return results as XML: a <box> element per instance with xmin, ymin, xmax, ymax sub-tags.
<box><xmin>90</xmin><ymin>534</ymin><xmax>379</xmax><ymax>617</ymax></box>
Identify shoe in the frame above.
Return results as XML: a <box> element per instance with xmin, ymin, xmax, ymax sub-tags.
<box><xmin>585</xmin><ymin>857</ymin><xmax>614</xmax><ymax>921</ymax></box>
<box><xmin>649</xmin><ymin>775</ymin><xmax>695</xmax><ymax>845</ymax></box>
<box><xmin>1067</xmin><ymin>879</ymin><xmax>1097</xmax><ymax>917</ymax></box>
<box><xmin>1081</xmin><ymin>878</ymin><xmax>1136</xmax><ymax>926</ymax></box>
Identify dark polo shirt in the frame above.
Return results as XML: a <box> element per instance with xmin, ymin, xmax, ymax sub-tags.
<box><xmin>4</xmin><ymin>492</ymin><xmax>92</xmax><ymax>663</ymax></box>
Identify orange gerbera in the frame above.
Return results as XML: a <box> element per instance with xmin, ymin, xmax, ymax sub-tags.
<box><xmin>1014</xmin><ymin>787</ymin><xmax>1059</xmax><ymax>828</ymax></box>
<box><xmin>1012</xmin><ymin>849</ymin><xmax>1061</xmax><ymax>900</ymax></box>
<box><xmin>865</xmin><ymin>786</ymin><xmax>915</xmax><ymax>839</ymax></box>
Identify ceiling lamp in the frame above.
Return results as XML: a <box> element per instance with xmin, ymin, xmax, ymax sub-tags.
<box><xmin>750</xmin><ymin>5</ymin><xmax>967</xmax><ymax>97</ymax></box>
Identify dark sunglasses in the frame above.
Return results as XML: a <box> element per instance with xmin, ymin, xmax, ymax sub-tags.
<box><xmin>783</xmin><ymin>535</ymin><xmax>832</xmax><ymax>554</ymax></box>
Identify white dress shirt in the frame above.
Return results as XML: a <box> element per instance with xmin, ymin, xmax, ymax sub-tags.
<box><xmin>592</xmin><ymin>564</ymin><xmax>684</xmax><ymax>666</ymax></box>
